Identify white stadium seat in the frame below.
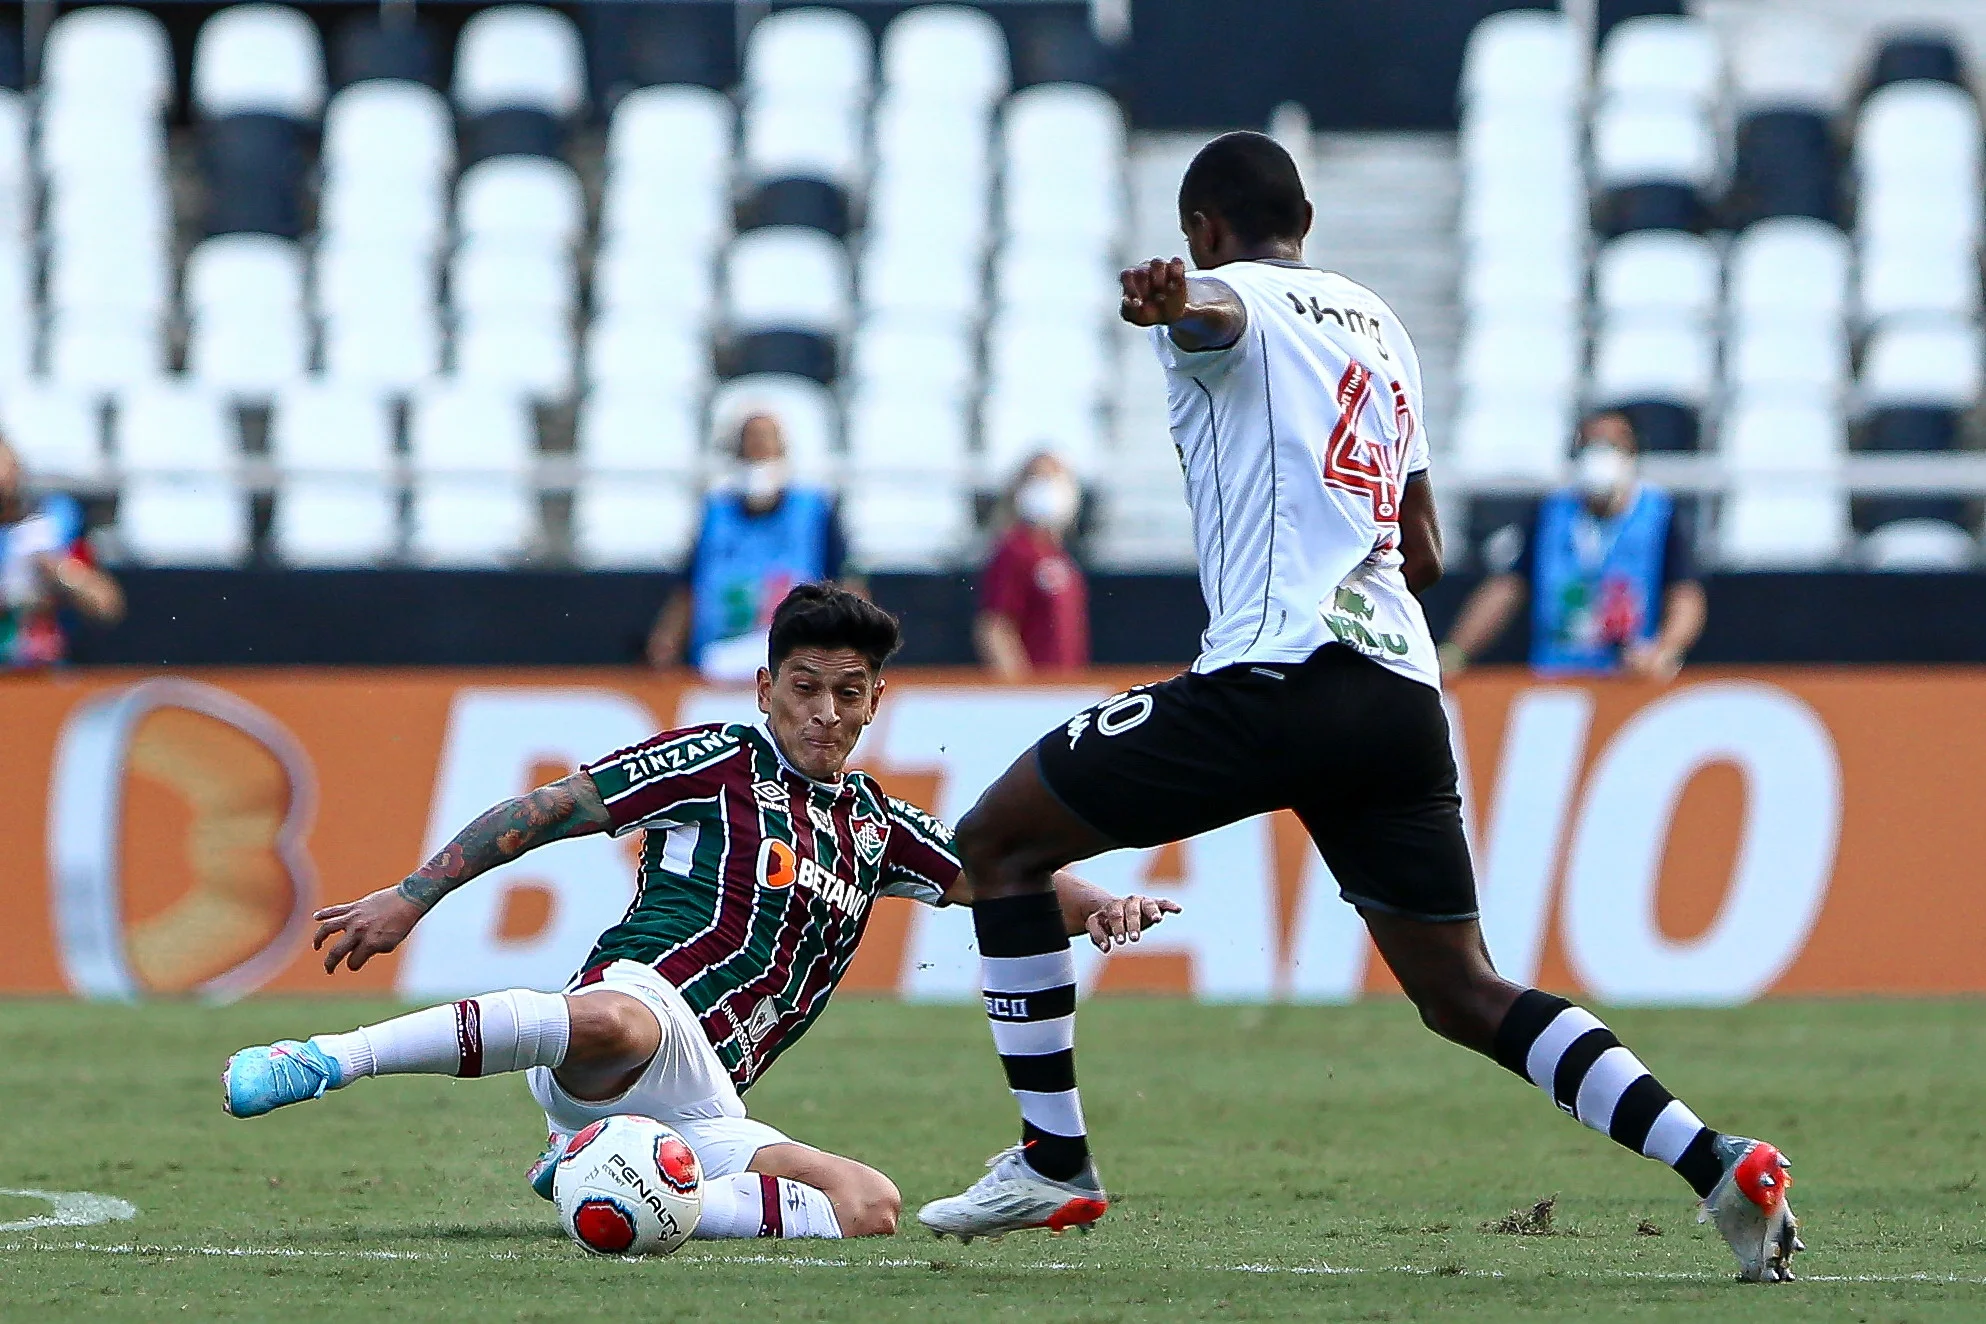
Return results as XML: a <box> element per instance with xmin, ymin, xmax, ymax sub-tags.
<box><xmin>46</xmin><ymin>315</ymin><xmax>163</xmax><ymax>393</ymax></box>
<box><xmin>268</xmin><ymin>384</ymin><xmax>396</xmax><ymax>475</ymax></box>
<box><xmin>452</xmin><ymin>316</ymin><xmax>575</xmax><ymax>400</ymax></box>
<box><xmin>571</xmin><ymin>479</ymin><xmax>700</xmax><ymax>568</ymax></box>
<box><xmin>858</xmin><ymin>231</ymin><xmax>982</xmax><ymax>321</ymax></box>
<box><xmin>743</xmin><ymin>7</ymin><xmax>873</xmax><ymax>104</ymax></box>
<box><xmin>847</xmin><ymin>315</ymin><xmax>978</xmax><ymax>403</ymax></box>
<box><xmin>583</xmin><ymin>314</ymin><xmax>713</xmax><ymax>395</ymax></box>
<box><xmin>1002</xmin><ymin>84</ymin><xmax>1128</xmax><ymax>177</ymax></box>
<box><xmin>846</xmin><ymin>389</ymin><xmax>972</xmax><ymax>478</ymax></box>
<box><xmin>1460</xmin><ymin>172</ymin><xmax>1585</xmax><ymax>246</ymax></box>
<box><xmin>740</xmin><ymin>97</ymin><xmax>866</xmax><ymax>191</ymax></box>
<box><xmin>1727</xmin><ymin>218</ymin><xmax>1850</xmax><ymax>321</ymax></box>
<box><xmin>1856</xmin><ymin>82</ymin><xmax>1982</xmax><ymax>188</ymax></box>
<box><xmin>118</xmin><ymin>479</ymin><xmax>250</xmax><ymax>566</ymax></box>
<box><xmin>993</xmin><ymin>245</ymin><xmax>1119</xmax><ymax>317</ymax></box>
<box><xmin>987</xmin><ymin>313</ymin><xmax>1110</xmax><ymax>404</ymax></box>
<box><xmin>841</xmin><ymin>479</ymin><xmax>971</xmax><ymax>570</ymax></box>
<box><xmin>452</xmin><ymin>4</ymin><xmax>586</xmax><ymax>117</ymax></box>
<box><xmin>1862</xmin><ymin>519</ymin><xmax>1977</xmax><ymax>571</ymax></box>
<box><xmin>192</xmin><ymin>3</ymin><xmax>326</xmax><ymax>120</ymax></box>
<box><xmin>1591</xmin><ymin>97</ymin><xmax>1717</xmax><ymax>190</ymax></box>
<box><xmin>574</xmin><ymin>390</ymin><xmax>702</xmax><ymax>477</ymax></box>
<box><xmin>323</xmin><ymin>81</ymin><xmax>455</xmax><ymax>182</ymax></box>
<box><xmin>1459</xmin><ymin>9</ymin><xmax>1582</xmax><ymax>112</ymax></box>
<box><xmin>1725</xmin><ymin>320</ymin><xmax>1849</xmax><ymax>400</ymax></box>
<box><xmin>1857</xmin><ymin>239</ymin><xmax>1982</xmax><ymax>325</ymax></box>
<box><xmin>117</xmin><ymin>384</ymin><xmax>233</xmax><ymax>475</ymax></box>
<box><xmin>1451</xmin><ymin>389</ymin><xmax>1572</xmax><ymax>481</ymax></box>
<box><xmin>408</xmin><ymin>479</ymin><xmax>537</xmax><ymax>566</ymax></box>
<box><xmin>46</xmin><ymin>242</ymin><xmax>170</xmax><ymax>320</ymax></box>
<box><xmin>408</xmin><ymin>386</ymin><xmax>535</xmax><ymax>476</ymax></box>
<box><xmin>1590</xmin><ymin>318</ymin><xmax>1715</xmax><ymax>406</ymax></box>
<box><xmin>880</xmin><ymin>5</ymin><xmax>1009</xmax><ymax>107</ymax></box>
<box><xmin>707</xmin><ymin>373</ymin><xmax>837</xmax><ymax>480</ymax></box>
<box><xmin>592</xmin><ymin>241</ymin><xmax>719</xmax><ymax>327</ymax></box>
<box><xmin>3</xmin><ymin>387</ymin><xmax>104</xmax><ymax>483</ymax></box>
<box><xmin>187</xmin><ymin>312</ymin><xmax>309</xmax><ymax>399</ymax></box>
<box><xmin>455</xmin><ymin>157</ymin><xmax>585</xmax><ymax>247</ymax></box>
<box><xmin>724</xmin><ymin>228</ymin><xmax>853</xmax><ymax>336</ymax></box>
<box><xmin>1596</xmin><ymin>15</ymin><xmax>1720</xmax><ymax>109</ymax></box>
<box><xmin>1860</xmin><ymin>322</ymin><xmax>1985</xmax><ymax>410</ymax></box>
<box><xmin>1461</xmin><ymin>248</ymin><xmax>1584</xmax><ymax>312</ymax></box>
<box><xmin>1723</xmin><ymin>400</ymin><xmax>1844</xmax><ymax>471</ymax></box>
<box><xmin>271</xmin><ymin>482</ymin><xmax>400</xmax><ymax>566</ymax></box>
<box><xmin>450</xmin><ymin>239</ymin><xmax>573</xmax><ymax>318</ymax></box>
<box><xmin>43</xmin><ymin>6</ymin><xmax>175</xmax><ymax>110</ymax></box>
<box><xmin>318</xmin><ymin>175</ymin><xmax>448</xmax><ymax>253</ymax></box>
<box><xmin>1728</xmin><ymin>15</ymin><xmax>1848</xmax><ymax>115</ymax></box>
<box><xmin>981</xmin><ymin>389</ymin><xmax>1103</xmax><ymax>482</ymax></box>
<box><xmin>608</xmin><ymin>86</ymin><xmax>735</xmax><ymax>182</ymax></box>
<box><xmin>1457</xmin><ymin>314</ymin><xmax>1582</xmax><ymax>396</ymax></box>
<box><xmin>322</xmin><ymin>310</ymin><xmax>442</xmax><ymax>390</ymax></box>
<box><xmin>599</xmin><ymin>173</ymin><xmax>731</xmax><ymax>256</ymax></box>
<box><xmin>1593</xmin><ymin>231</ymin><xmax>1719</xmax><ymax>321</ymax></box>
<box><xmin>1719</xmin><ymin>402</ymin><xmax>1848</xmax><ymax>567</ymax></box>
<box><xmin>185</xmin><ymin>235</ymin><xmax>306</xmax><ymax>317</ymax></box>
<box><xmin>315</xmin><ymin>243</ymin><xmax>436</xmax><ymax>321</ymax></box>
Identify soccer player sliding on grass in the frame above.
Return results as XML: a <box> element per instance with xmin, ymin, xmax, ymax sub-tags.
<box><xmin>916</xmin><ymin>132</ymin><xmax>1803</xmax><ymax>1282</ymax></box>
<box><xmin>222</xmin><ymin>584</ymin><xmax>1176</xmax><ymax>1244</ymax></box>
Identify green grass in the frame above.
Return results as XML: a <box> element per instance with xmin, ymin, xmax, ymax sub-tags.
<box><xmin>1</xmin><ymin>997</ymin><xmax>1983</xmax><ymax>1321</ymax></box>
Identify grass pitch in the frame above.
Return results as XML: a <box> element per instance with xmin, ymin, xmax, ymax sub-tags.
<box><xmin>1</xmin><ymin>997</ymin><xmax>1982</xmax><ymax>1321</ymax></box>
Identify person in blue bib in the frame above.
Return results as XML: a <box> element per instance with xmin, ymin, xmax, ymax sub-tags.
<box><xmin>0</xmin><ymin>435</ymin><xmax>123</xmax><ymax>669</ymax></box>
<box><xmin>1440</xmin><ymin>411</ymin><xmax>1705</xmax><ymax>680</ymax></box>
<box><xmin>647</xmin><ymin>412</ymin><xmax>852</xmax><ymax>678</ymax></box>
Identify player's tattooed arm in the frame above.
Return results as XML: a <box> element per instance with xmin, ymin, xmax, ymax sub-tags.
<box><xmin>395</xmin><ymin>772</ymin><xmax>612</xmax><ymax>911</ymax></box>
<box><xmin>1118</xmin><ymin>257</ymin><xmax>1247</xmax><ymax>351</ymax></box>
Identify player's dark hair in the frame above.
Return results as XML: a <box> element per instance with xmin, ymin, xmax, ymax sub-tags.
<box><xmin>1178</xmin><ymin>131</ymin><xmax>1309</xmax><ymax>245</ymax></box>
<box><xmin>767</xmin><ymin>583</ymin><xmax>903</xmax><ymax>674</ymax></box>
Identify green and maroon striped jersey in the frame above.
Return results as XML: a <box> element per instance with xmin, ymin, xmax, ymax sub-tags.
<box><xmin>579</xmin><ymin>722</ymin><xmax>958</xmax><ymax>1090</ymax></box>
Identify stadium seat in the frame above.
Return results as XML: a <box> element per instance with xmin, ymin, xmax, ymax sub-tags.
<box><xmin>724</xmin><ymin>227</ymin><xmax>853</xmax><ymax>338</ymax></box>
<box><xmin>841</xmin><ymin>479</ymin><xmax>971</xmax><ymax>571</ymax></box>
<box><xmin>318</xmin><ymin>176</ymin><xmax>447</xmax><ymax>255</ymax></box>
<box><xmin>1459</xmin><ymin>172</ymin><xmax>1585</xmax><ymax>247</ymax></box>
<box><xmin>607</xmin><ymin>85</ymin><xmax>734</xmax><ymax>182</ymax></box>
<box><xmin>186</xmin><ymin>234</ymin><xmax>306</xmax><ymax>316</ymax></box>
<box><xmin>1460</xmin><ymin>247</ymin><xmax>1583</xmax><ymax>313</ymax></box>
<box><xmin>452</xmin><ymin>316</ymin><xmax>575</xmax><ymax>400</ymax></box>
<box><xmin>1719</xmin><ymin>402</ymin><xmax>1849</xmax><ymax>566</ymax></box>
<box><xmin>1450</xmin><ymin>389</ymin><xmax>1572</xmax><ymax>481</ymax></box>
<box><xmin>407</xmin><ymin>386</ymin><xmax>535</xmax><ymax>476</ymax></box>
<box><xmin>200</xmin><ymin>113</ymin><xmax>309</xmax><ymax>237</ymax></box>
<box><xmin>322</xmin><ymin>80</ymin><xmax>455</xmax><ymax>186</ymax></box>
<box><xmin>981</xmin><ymin>389</ymin><xmax>1103</xmax><ymax>482</ymax></box>
<box><xmin>571</xmin><ymin>479</ymin><xmax>700</xmax><ymax>568</ymax></box>
<box><xmin>1861</xmin><ymin>321</ymin><xmax>1984</xmax><ymax>411</ymax></box>
<box><xmin>2</xmin><ymin>387</ymin><xmax>104</xmax><ymax>484</ymax></box>
<box><xmin>0</xmin><ymin>90</ymin><xmax>28</xmax><ymax>239</ymax></box>
<box><xmin>599</xmin><ymin>172</ymin><xmax>732</xmax><ymax>257</ymax></box>
<box><xmin>321</xmin><ymin>311</ymin><xmax>442</xmax><ymax>390</ymax></box>
<box><xmin>574</xmin><ymin>390</ymin><xmax>702</xmax><ymax>477</ymax></box>
<box><xmin>1861</xmin><ymin>519</ymin><xmax>1976</xmax><ymax>570</ymax></box>
<box><xmin>461</xmin><ymin>107</ymin><xmax>565</xmax><ymax>166</ymax></box>
<box><xmin>42</xmin><ymin>6</ymin><xmax>174</xmax><ymax>110</ymax></box>
<box><xmin>1592</xmin><ymin>99</ymin><xmax>1715</xmax><ymax>234</ymax></box>
<box><xmin>1001</xmin><ymin>84</ymin><xmax>1128</xmax><ymax>244</ymax></box>
<box><xmin>1593</xmin><ymin>231</ymin><xmax>1719</xmax><ymax>322</ymax></box>
<box><xmin>1727</xmin><ymin>110</ymin><xmax>1836</xmax><ymax>225</ymax></box>
<box><xmin>1728</xmin><ymin>14</ymin><xmax>1848</xmax><ymax>116</ymax></box>
<box><xmin>408</xmin><ymin>479</ymin><xmax>537</xmax><ymax>566</ymax></box>
<box><xmin>1456</xmin><ymin>314</ymin><xmax>1581</xmax><ymax>397</ymax></box>
<box><xmin>847</xmin><ymin>315</ymin><xmax>977</xmax><ymax>404</ymax></box>
<box><xmin>1856</xmin><ymin>82</ymin><xmax>1982</xmax><ymax>195</ymax></box>
<box><xmin>707</xmin><ymin>373</ymin><xmax>837</xmax><ymax>480</ymax></box>
<box><xmin>858</xmin><ymin>230</ymin><xmax>984</xmax><ymax>323</ymax></box>
<box><xmin>451</xmin><ymin>5</ymin><xmax>585</xmax><ymax>118</ymax></box>
<box><xmin>315</xmin><ymin>243</ymin><xmax>435</xmax><ymax>322</ymax></box>
<box><xmin>1857</xmin><ymin>174</ymin><xmax>1982</xmax><ymax>251</ymax></box>
<box><xmin>583</xmin><ymin>314</ymin><xmax>713</xmax><ymax>395</ymax></box>
<box><xmin>845</xmin><ymin>389</ymin><xmax>972</xmax><ymax>479</ymax></box>
<box><xmin>866</xmin><ymin>164</ymin><xmax>992</xmax><ymax>257</ymax></box>
<box><xmin>455</xmin><ymin>157</ymin><xmax>585</xmax><ymax>248</ymax></box>
<box><xmin>1867</xmin><ymin>33</ymin><xmax>1965</xmax><ymax>94</ymax></box>
<box><xmin>449</xmin><ymin>238</ymin><xmax>573</xmax><ymax>319</ymax></box>
<box><xmin>1726</xmin><ymin>218</ymin><xmax>1851</xmax><ymax>321</ymax></box>
<box><xmin>742</xmin><ymin>177</ymin><xmax>851</xmax><ymax>239</ymax></box>
<box><xmin>880</xmin><ymin>5</ymin><xmax>1009</xmax><ymax>107</ymax></box>
<box><xmin>591</xmin><ymin>241</ymin><xmax>719</xmax><ymax>327</ymax></box>
<box><xmin>270</xmin><ymin>483</ymin><xmax>400</xmax><ymax>566</ymax></box>
<box><xmin>192</xmin><ymin>4</ymin><xmax>326</xmax><ymax>120</ymax></box>
<box><xmin>1723</xmin><ymin>400</ymin><xmax>1846</xmax><ymax>471</ymax></box>
<box><xmin>186</xmin><ymin>236</ymin><xmax>310</xmax><ymax>397</ymax></box>
<box><xmin>987</xmin><ymin>313</ymin><xmax>1110</xmax><ymax>406</ymax></box>
<box><xmin>1857</xmin><ymin>239</ymin><xmax>1982</xmax><ymax>324</ymax></box>
<box><xmin>994</xmin><ymin>245</ymin><xmax>1119</xmax><ymax>318</ymax></box>
<box><xmin>874</xmin><ymin>94</ymin><xmax>993</xmax><ymax>180</ymax></box>
<box><xmin>1460</xmin><ymin>107</ymin><xmax>1581</xmax><ymax>196</ymax></box>
<box><xmin>1596</xmin><ymin>14</ymin><xmax>1720</xmax><ymax>109</ymax></box>
<box><xmin>1591</xmin><ymin>319</ymin><xmax>1715</xmax><ymax>410</ymax></box>
<box><xmin>330</xmin><ymin>10</ymin><xmax>439</xmax><ymax>88</ymax></box>
<box><xmin>1458</xmin><ymin>10</ymin><xmax>1582</xmax><ymax>113</ymax></box>
<box><xmin>45</xmin><ymin>238</ymin><xmax>170</xmax><ymax>321</ymax></box>
<box><xmin>269</xmin><ymin>384</ymin><xmax>395</xmax><ymax>475</ymax></box>
<box><xmin>117</xmin><ymin>384</ymin><xmax>234</xmax><ymax>476</ymax></box>
<box><xmin>740</xmin><ymin>97</ymin><xmax>865</xmax><ymax>197</ymax></box>
<box><xmin>45</xmin><ymin>315</ymin><xmax>163</xmax><ymax>394</ymax></box>
<box><xmin>742</xmin><ymin>7</ymin><xmax>872</xmax><ymax>105</ymax></box>
<box><xmin>117</xmin><ymin>479</ymin><xmax>250</xmax><ymax>565</ymax></box>
<box><xmin>1725</xmin><ymin>320</ymin><xmax>1849</xmax><ymax>401</ymax></box>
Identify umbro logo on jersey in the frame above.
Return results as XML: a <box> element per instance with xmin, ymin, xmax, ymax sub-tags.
<box><xmin>752</xmin><ymin>779</ymin><xmax>788</xmax><ymax>810</ymax></box>
<box><xmin>851</xmin><ymin>809</ymin><xmax>888</xmax><ymax>866</ymax></box>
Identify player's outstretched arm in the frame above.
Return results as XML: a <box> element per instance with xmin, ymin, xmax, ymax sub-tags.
<box><xmin>941</xmin><ymin>869</ymin><xmax>1181</xmax><ymax>952</ymax></box>
<box><xmin>1119</xmin><ymin>257</ymin><xmax>1246</xmax><ymax>352</ymax></box>
<box><xmin>311</xmin><ymin>771</ymin><xmax>612</xmax><ymax>974</ymax></box>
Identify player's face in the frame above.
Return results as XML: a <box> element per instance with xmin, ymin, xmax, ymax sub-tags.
<box><xmin>757</xmin><ymin>647</ymin><xmax>883</xmax><ymax>780</ymax></box>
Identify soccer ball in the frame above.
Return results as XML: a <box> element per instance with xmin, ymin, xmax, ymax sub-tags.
<box><xmin>553</xmin><ymin>1114</ymin><xmax>703</xmax><ymax>1256</ymax></box>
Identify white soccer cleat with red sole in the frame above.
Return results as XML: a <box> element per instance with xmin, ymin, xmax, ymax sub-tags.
<box><xmin>918</xmin><ymin>1146</ymin><xmax>1109</xmax><ymax>1244</ymax></box>
<box><xmin>1699</xmin><ymin>1135</ymin><xmax>1803</xmax><ymax>1282</ymax></box>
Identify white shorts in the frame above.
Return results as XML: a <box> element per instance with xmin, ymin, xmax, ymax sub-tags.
<box><xmin>526</xmin><ymin>960</ymin><xmax>796</xmax><ymax>1179</ymax></box>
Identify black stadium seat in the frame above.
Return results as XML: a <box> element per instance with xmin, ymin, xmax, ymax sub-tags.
<box><xmin>1616</xmin><ymin>401</ymin><xmax>1699</xmax><ymax>453</ymax></box>
<box><xmin>1864</xmin><ymin>406</ymin><xmax>1961</xmax><ymax>454</ymax></box>
<box><xmin>332</xmin><ymin>12</ymin><xmax>439</xmax><ymax>89</ymax></box>
<box><xmin>1726</xmin><ymin>110</ymin><xmax>1835</xmax><ymax>226</ymax></box>
<box><xmin>463</xmin><ymin>107</ymin><xmax>564</xmax><ymax>166</ymax></box>
<box><xmin>1868</xmin><ymin>33</ymin><xmax>1964</xmax><ymax>93</ymax></box>
<box><xmin>741</xmin><ymin>178</ymin><xmax>850</xmax><ymax>239</ymax></box>
<box><xmin>728</xmin><ymin>330</ymin><xmax>838</xmax><ymax>386</ymax></box>
<box><xmin>202</xmin><ymin>113</ymin><xmax>308</xmax><ymax>238</ymax></box>
<box><xmin>584</xmin><ymin>0</ymin><xmax>736</xmax><ymax>106</ymax></box>
<box><xmin>1599</xmin><ymin>183</ymin><xmax>1703</xmax><ymax>238</ymax></box>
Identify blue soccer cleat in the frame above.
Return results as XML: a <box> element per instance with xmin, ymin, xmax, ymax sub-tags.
<box><xmin>222</xmin><ymin>1039</ymin><xmax>343</xmax><ymax>1118</ymax></box>
<box><xmin>527</xmin><ymin>1132</ymin><xmax>570</xmax><ymax>1202</ymax></box>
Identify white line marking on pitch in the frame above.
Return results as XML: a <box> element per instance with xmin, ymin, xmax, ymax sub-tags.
<box><xmin>0</xmin><ymin>1190</ymin><xmax>137</xmax><ymax>1233</ymax></box>
<box><xmin>1</xmin><ymin>1241</ymin><xmax>1982</xmax><ymax>1285</ymax></box>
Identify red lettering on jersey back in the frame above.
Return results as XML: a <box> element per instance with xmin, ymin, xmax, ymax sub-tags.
<box><xmin>1321</xmin><ymin>362</ymin><xmax>1412</xmax><ymax>544</ymax></box>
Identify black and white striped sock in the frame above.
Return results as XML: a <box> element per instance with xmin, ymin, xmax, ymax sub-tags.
<box><xmin>1492</xmin><ymin>989</ymin><xmax>1723</xmax><ymax>1198</ymax></box>
<box><xmin>975</xmin><ymin>892</ymin><xmax>1089</xmax><ymax>1182</ymax></box>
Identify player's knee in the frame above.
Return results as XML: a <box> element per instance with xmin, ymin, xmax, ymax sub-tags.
<box><xmin>842</xmin><ymin>1173</ymin><xmax>901</xmax><ymax>1237</ymax></box>
<box><xmin>1407</xmin><ymin>973</ymin><xmax>1507</xmax><ymax>1052</ymax></box>
<box><xmin>955</xmin><ymin>806</ymin><xmax>1052</xmax><ymax>897</ymax></box>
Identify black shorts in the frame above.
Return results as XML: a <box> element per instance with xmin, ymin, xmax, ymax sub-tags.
<box><xmin>1034</xmin><ymin>645</ymin><xmax>1478</xmax><ymax>923</ymax></box>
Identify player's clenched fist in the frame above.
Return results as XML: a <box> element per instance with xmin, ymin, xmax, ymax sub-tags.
<box><xmin>1120</xmin><ymin>257</ymin><xmax>1189</xmax><ymax>327</ymax></box>
<box><xmin>312</xmin><ymin>886</ymin><xmax>425</xmax><ymax>973</ymax></box>
<box><xmin>1084</xmin><ymin>893</ymin><xmax>1183</xmax><ymax>951</ymax></box>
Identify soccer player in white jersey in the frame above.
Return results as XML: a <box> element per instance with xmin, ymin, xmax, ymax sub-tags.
<box><xmin>918</xmin><ymin>133</ymin><xmax>1803</xmax><ymax>1282</ymax></box>
<box><xmin>220</xmin><ymin>585</ymin><xmax>1175</xmax><ymax>1244</ymax></box>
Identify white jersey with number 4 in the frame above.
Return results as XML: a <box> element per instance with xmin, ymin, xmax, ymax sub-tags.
<box><xmin>1151</xmin><ymin>259</ymin><xmax>1439</xmax><ymax>690</ymax></box>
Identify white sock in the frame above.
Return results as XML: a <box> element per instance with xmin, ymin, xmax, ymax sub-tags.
<box><xmin>311</xmin><ymin>989</ymin><xmax>571</xmax><ymax>1082</ymax></box>
<box><xmin>691</xmin><ymin>1173</ymin><xmax>843</xmax><ymax>1240</ymax></box>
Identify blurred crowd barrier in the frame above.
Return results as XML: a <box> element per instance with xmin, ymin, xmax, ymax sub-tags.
<box><xmin>0</xmin><ymin>667</ymin><xmax>1978</xmax><ymax>1004</ymax></box>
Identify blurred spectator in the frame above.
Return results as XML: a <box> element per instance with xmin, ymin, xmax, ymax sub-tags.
<box><xmin>646</xmin><ymin>412</ymin><xmax>853</xmax><ymax>679</ymax></box>
<box><xmin>975</xmin><ymin>451</ymin><xmax>1089</xmax><ymax>679</ymax></box>
<box><xmin>1441</xmin><ymin>411</ymin><xmax>1704</xmax><ymax>680</ymax></box>
<box><xmin>0</xmin><ymin>436</ymin><xmax>123</xmax><ymax>669</ymax></box>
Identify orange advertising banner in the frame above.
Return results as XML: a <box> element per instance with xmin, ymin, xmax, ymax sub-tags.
<box><xmin>2</xmin><ymin>667</ymin><xmax>1983</xmax><ymax>1003</ymax></box>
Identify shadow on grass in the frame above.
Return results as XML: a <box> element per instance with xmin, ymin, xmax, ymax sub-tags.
<box><xmin>294</xmin><ymin>1220</ymin><xmax>562</xmax><ymax>1249</ymax></box>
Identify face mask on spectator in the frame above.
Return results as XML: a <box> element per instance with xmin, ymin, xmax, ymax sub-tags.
<box><xmin>1575</xmin><ymin>444</ymin><xmax>1631</xmax><ymax>503</ymax></box>
<box><xmin>742</xmin><ymin>460</ymin><xmax>788</xmax><ymax>506</ymax></box>
<box><xmin>1016</xmin><ymin>475</ymin><xmax>1080</xmax><ymax>531</ymax></box>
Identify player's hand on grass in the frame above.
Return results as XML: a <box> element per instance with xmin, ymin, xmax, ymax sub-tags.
<box><xmin>1085</xmin><ymin>894</ymin><xmax>1183</xmax><ymax>952</ymax></box>
<box><xmin>1120</xmin><ymin>257</ymin><xmax>1189</xmax><ymax>327</ymax></box>
<box><xmin>312</xmin><ymin>886</ymin><xmax>426</xmax><ymax>974</ymax></box>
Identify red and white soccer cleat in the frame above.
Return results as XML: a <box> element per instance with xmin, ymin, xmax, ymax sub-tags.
<box><xmin>917</xmin><ymin>1146</ymin><xmax>1109</xmax><ymax>1244</ymax></box>
<box><xmin>1699</xmin><ymin>1136</ymin><xmax>1804</xmax><ymax>1282</ymax></box>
